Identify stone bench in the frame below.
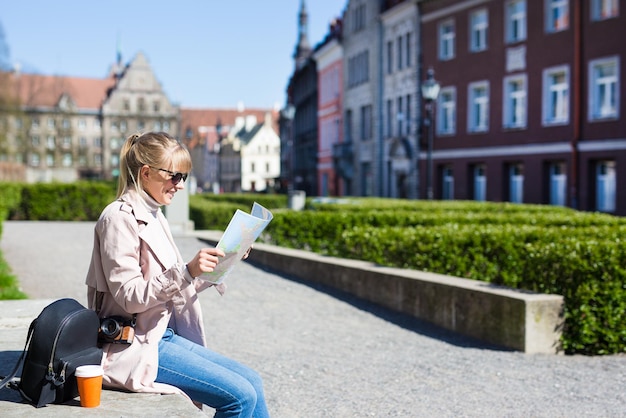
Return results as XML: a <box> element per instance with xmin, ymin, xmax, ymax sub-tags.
<box><xmin>0</xmin><ymin>299</ymin><xmax>206</xmax><ymax>417</ymax></box>
<box><xmin>195</xmin><ymin>233</ymin><xmax>564</xmax><ymax>354</ymax></box>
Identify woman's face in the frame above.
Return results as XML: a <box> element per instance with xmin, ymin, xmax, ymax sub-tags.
<box><xmin>141</xmin><ymin>165</ymin><xmax>187</xmax><ymax>205</ymax></box>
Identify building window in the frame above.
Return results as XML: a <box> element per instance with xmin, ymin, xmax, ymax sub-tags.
<box><xmin>549</xmin><ymin>162</ymin><xmax>567</xmax><ymax>206</ymax></box>
<box><xmin>406</xmin><ymin>33</ymin><xmax>412</xmax><ymax>67</ymax></box>
<box><xmin>46</xmin><ymin>135</ymin><xmax>56</xmax><ymax>150</ymax></box>
<box><xmin>46</xmin><ymin>153</ymin><xmax>55</xmax><ymax>167</ymax></box>
<box><xmin>62</xmin><ymin>153</ymin><xmax>72</xmax><ymax>167</ymax></box>
<box><xmin>30</xmin><ymin>153</ymin><xmax>40</xmax><ymax>167</ymax></box>
<box><xmin>47</xmin><ymin>118</ymin><xmax>55</xmax><ymax>128</ymax></box>
<box><xmin>31</xmin><ymin>135</ymin><xmax>40</xmax><ymax>146</ymax></box>
<box><xmin>397</xmin><ymin>96</ymin><xmax>403</xmax><ymax>136</ymax></box>
<box><xmin>397</xmin><ymin>36</ymin><xmax>403</xmax><ymax>70</ymax></box>
<box><xmin>94</xmin><ymin>137</ymin><xmax>102</xmax><ymax>148</ymax></box>
<box><xmin>509</xmin><ymin>164</ymin><xmax>524</xmax><ymax>203</ymax></box>
<box><xmin>473</xmin><ymin>165</ymin><xmax>487</xmax><ymax>201</ymax></box>
<box><xmin>79</xmin><ymin>137</ymin><xmax>88</xmax><ymax>148</ymax></box>
<box><xmin>120</xmin><ymin>120</ymin><xmax>127</xmax><ymax>132</ymax></box>
<box><xmin>543</xmin><ymin>65</ymin><xmax>570</xmax><ymax>125</ymax></box>
<box><xmin>387</xmin><ymin>41</ymin><xmax>393</xmax><ymax>74</ymax></box>
<box><xmin>442</xmin><ymin>166</ymin><xmax>454</xmax><ymax>200</ymax></box>
<box><xmin>31</xmin><ymin>117</ymin><xmax>40</xmax><ymax>129</ymax></box>
<box><xmin>153</xmin><ymin>101</ymin><xmax>160</xmax><ymax>112</ymax></box>
<box><xmin>62</xmin><ymin>119</ymin><xmax>70</xmax><ymax>129</ymax></box>
<box><xmin>62</xmin><ymin>136</ymin><xmax>71</xmax><ymax>148</ymax></box>
<box><xmin>438</xmin><ymin>19</ymin><xmax>455</xmax><ymax>61</ymax></box>
<box><xmin>406</xmin><ymin>94</ymin><xmax>411</xmax><ymax>135</ymax></box>
<box><xmin>468</xmin><ymin>81</ymin><xmax>489</xmax><ymax>132</ymax></box>
<box><xmin>123</xmin><ymin>99</ymin><xmax>130</xmax><ymax>111</ymax></box>
<box><xmin>360</xmin><ymin>105</ymin><xmax>373</xmax><ymax>141</ymax></box>
<box><xmin>163</xmin><ymin>121</ymin><xmax>170</xmax><ymax>132</ymax></box>
<box><xmin>386</xmin><ymin>99</ymin><xmax>393</xmax><ymax>137</ymax></box>
<box><xmin>351</xmin><ymin>3</ymin><xmax>366</xmax><ymax>33</ymax></box>
<box><xmin>437</xmin><ymin>87</ymin><xmax>456</xmax><ymax>135</ymax></box>
<box><xmin>503</xmin><ymin>74</ymin><xmax>527</xmax><ymax>129</ymax></box>
<box><xmin>596</xmin><ymin>160</ymin><xmax>615</xmax><ymax>212</ymax></box>
<box><xmin>469</xmin><ymin>9</ymin><xmax>488</xmax><ymax>52</ymax></box>
<box><xmin>589</xmin><ymin>57</ymin><xmax>619</xmax><ymax>120</ymax></box>
<box><xmin>591</xmin><ymin>0</ymin><xmax>618</xmax><ymax>20</ymax></box>
<box><xmin>506</xmin><ymin>0</ymin><xmax>526</xmax><ymax>43</ymax></box>
<box><xmin>78</xmin><ymin>118</ymin><xmax>86</xmax><ymax>130</ymax></box>
<box><xmin>348</xmin><ymin>50</ymin><xmax>370</xmax><ymax>87</ymax></box>
<box><xmin>546</xmin><ymin>0</ymin><xmax>569</xmax><ymax>32</ymax></box>
<box><xmin>138</xmin><ymin>98</ymin><xmax>146</xmax><ymax>112</ymax></box>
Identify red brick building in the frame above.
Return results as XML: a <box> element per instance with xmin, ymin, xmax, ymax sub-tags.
<box><xmin>419</xmin><ymin>0</ymin><xmax>625</xmax><ymax>214</ymax></box>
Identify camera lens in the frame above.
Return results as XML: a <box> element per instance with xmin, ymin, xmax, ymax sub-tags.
<box><xmin>101</xmin><ymin>318</ymin><xmax>121</xmax><ymax>338</ymax></box>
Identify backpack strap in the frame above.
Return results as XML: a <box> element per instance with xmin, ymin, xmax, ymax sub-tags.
<box><xmin>0</xmin><ymin>318</ymin><xmax>36</xmax><ymax>391</ymax></box>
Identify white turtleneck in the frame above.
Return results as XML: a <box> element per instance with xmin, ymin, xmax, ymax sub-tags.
<box><xmin>136</xmin><ymin>188</ymin><xmax>178</xmax><ymax>269</ymax></box>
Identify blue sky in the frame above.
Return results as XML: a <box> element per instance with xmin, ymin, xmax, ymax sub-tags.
<box><xmin>1</xmin><ymin>1</ymin><xmax>345</xmax><ymax>109</ymax></box>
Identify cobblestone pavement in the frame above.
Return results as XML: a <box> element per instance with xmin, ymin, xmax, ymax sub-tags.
<box><xmin>1</xmin><ymin>221</ymin><xmax>625</xmax><ymax>417</ymax></box>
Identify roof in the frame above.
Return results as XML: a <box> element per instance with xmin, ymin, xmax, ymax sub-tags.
<box><xmin>7</xmin><ymin>72</ymin><xmax>117</xmax><ymax>110</ymax></box>
<box><xmin>180</xmin><ymin>107</ymin><xmax>279</xmax><ymax>150</ymax></box>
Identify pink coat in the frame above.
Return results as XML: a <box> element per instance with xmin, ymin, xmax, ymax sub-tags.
<box><xmin>85</xmin><ymin>190</ymin><xmax>217</xmax><ymax>396</ymax></box>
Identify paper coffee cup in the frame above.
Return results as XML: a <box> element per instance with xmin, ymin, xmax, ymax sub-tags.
<box><xmin>75</xmin><ymin>365</ymin><xmax>103</xmax><ymax>408</ymax></box>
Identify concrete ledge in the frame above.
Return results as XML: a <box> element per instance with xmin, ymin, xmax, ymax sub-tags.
<box><xmin>0</xmin><ymin>299</ymin><xmax>205</xmax><ymax>417</ymax></box>
<box><xmin>197</xmin><ymin>233</ymin><xmax>565</xmax><ymax>354</ymax></box>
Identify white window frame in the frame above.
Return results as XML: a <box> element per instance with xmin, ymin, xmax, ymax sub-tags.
<box><xmin>438</xmin><ymin>19</ymin><xmax>455</xmax><ymax>61</ymax></box>
<box><xmin>468</xmin><ymin>81</ymin><xmax>490</xmax><ymax>133</ymax></box>
<box><xmin>506</xmin><ymin>0</ymin><xmax>526</xmax><ymax>43</ymax></box>
<box><xmin>589</xmin><ymin>56</ymin><xmax>619</xmax><ymax>121</ymax></box>
<box><xmin>503</xmin><ymin>74</ymin><xmax>528</xmax><ymax>129</ymax></box>
<box><xmin>469</xmin><ymin>9</ymin><xmax>488</xmax><ymax>52</ymax></box>
<box><xmin>543</xmin><ymin>65</ymin><xmax>570</xmax><ymax>125</ymax></box>
<box><xmin>437</xmin><ymin>87</ymin><xmax>456</xmax><ymax>136</ymax></box>
<box><xmin>591</xmin><ymin>0</ymin><xmax>618</xmax><ymax>21</ymax></box>
<box><xmin>546</xmin><ymin>0</ymin><xmax>569</xmax><ymax>33</ymax></box>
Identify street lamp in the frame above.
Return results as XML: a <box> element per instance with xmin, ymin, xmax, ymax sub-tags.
<box><xmin>421</xmin><ymin>68</ymin><xmax>440</xmax><ymax>200</ymax></box>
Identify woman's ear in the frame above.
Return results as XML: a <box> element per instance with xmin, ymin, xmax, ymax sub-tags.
<box><xmin>140</xmin><ymin>165</ymin><xmax>150</xmax><ymax>180</ymax></box>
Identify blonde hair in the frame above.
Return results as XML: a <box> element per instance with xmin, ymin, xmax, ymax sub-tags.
<box><xmin>117</xmin><ymin>132</ymin><xmax>192</xmax><ymax>198</ymax></box>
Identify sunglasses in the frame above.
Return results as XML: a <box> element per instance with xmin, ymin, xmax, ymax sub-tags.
<box><xmin>152</xmin><ymin>167</ymin><xmax>188</xmax><ymax>185</ymax></box>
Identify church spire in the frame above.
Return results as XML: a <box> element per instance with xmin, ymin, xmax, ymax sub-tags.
<box><xmin>293</xmin><ymin>0</ymin><xmax>311</xmax><ymax>70</ymax></box>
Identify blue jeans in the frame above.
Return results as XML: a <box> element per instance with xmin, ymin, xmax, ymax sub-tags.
<box><xmin>156</xmin><ymin>328</ymin><xmax>270</xmax><ymax>418</ymax></box>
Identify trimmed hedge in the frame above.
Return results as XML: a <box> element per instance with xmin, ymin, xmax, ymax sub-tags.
<box><xmin>260</xmin><ymin>198</ymin><xmax>625</xmax><ymax>355</ymax></box>
<box><xmin>8</xmin><ymin>182</ymin><xmax>116</xmax><ymax>221</ymax></box>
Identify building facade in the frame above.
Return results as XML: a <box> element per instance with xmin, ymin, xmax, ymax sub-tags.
<box><xmin>420</xmin><ymin>0</ymin><xmax>625</xmax><ymax>214</ymax></box>
<box><xmin>313</xmin><ymin>19</ymin><xmax>344</xmax><ymax>197</ymax></box>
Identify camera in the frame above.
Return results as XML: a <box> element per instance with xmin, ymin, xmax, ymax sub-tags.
<box><xmin>98</xmin><ymin>315</ymin><xmax>136</xmax><ymax>345</ymax></box>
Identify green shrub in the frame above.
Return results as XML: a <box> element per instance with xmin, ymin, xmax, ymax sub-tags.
<box><xmin>10</xmin><ymin>182</ymin><xmax>115</xmax><ymax>221</ymax></box>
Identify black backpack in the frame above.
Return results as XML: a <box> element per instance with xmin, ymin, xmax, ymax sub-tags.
<box><xmin>0</xmin><ymin>298</ymin><xmax>103</xmax><ymax>407</ymax></box>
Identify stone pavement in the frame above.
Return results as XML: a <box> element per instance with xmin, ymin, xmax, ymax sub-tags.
<box><xmin>0</xmin><ymin>221</ymin><xmax>624</xmax><ymax>417</ymax></box>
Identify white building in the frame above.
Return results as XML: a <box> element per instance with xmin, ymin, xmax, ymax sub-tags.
<box><xmin>220</xmin><ymin>113</ymin><xmax>281</xmax><ymax>193</ymax></box>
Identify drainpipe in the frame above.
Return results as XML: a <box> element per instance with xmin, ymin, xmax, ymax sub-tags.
<box><xmin>571</xmin><ymin>0</ymin><xmax>582</xmax><ymax>209</ymax></box>
<box><xmin>377</xmin><ymin>13</ymin><xmax>385</xmax><ymax>197</ymax></box>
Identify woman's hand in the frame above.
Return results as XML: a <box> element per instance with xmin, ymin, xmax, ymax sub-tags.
<box><xmin>187</xmin><ymin>247</ymin><xmax>225</xmax><ymax>278</ymax></box>
<box><xmin>242</xmin><ymin>245</ymin><xmax>253</xmax><ymax>260</ymax></box>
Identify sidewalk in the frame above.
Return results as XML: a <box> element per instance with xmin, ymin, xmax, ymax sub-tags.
<box><xmin>1</xmin><ymin>221</ymin><xmax>625</xmax><ymax>417</ymax></box>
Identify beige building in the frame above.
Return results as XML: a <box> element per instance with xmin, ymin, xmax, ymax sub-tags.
<box><xmin>0</xmin><ymin>52</ymin><xmax>179</xmax><ymax>182</ymax></box>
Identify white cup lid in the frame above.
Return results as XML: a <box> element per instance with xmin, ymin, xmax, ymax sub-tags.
<box><xmin>75</xmin><ymin>365</ymin><xmax>104</xmax><ymax>377</ymax></box>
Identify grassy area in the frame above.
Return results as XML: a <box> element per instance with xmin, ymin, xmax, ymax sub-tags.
<box><xmin>0</xmin><ymin>252</ymin><xmax>27</xmax><ymax>300</ymax></box>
